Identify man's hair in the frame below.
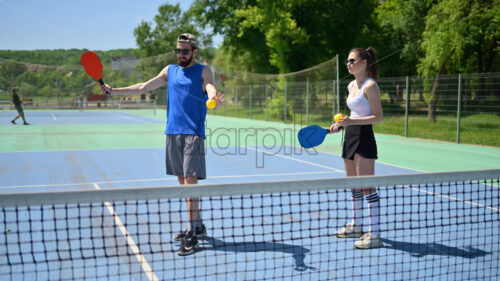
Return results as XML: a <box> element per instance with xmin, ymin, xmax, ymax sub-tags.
<box><xmin>177</xmin><ymin>33</ymin><xmax>198</xmax><ymax>49</ymax></box>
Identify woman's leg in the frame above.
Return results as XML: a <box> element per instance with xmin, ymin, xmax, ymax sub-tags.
<box><xmin>344</xmin><ymin>158</ymin><xmax>364</xmax><ymax>227</ymax></box>
<box><xmin>354</xmin><ymin>154</ymin><xmax>380</xmax><ymax>237</ymax></box>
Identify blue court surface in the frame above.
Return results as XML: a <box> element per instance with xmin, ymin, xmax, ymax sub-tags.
<box><xmin>0</xmin><ymin>110</ymin><xmax>163</xmax><ymax>125</ymax></box>
<box><xmin>1</xmin><ymin>144</ymin><xmax>498</xmax><ymax>280</ymax></box>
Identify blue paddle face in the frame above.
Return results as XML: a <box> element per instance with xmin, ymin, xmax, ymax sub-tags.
<box><xmin>298</xmin><ymin>125</ymin><xmax>329</xmax><ymax>148</ymax></box>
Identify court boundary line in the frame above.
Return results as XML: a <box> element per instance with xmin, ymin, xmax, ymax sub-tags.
<box><xmin>311</xmin><ymin>149</ymin><xmax>427</xmax><ymax>173</ymax></box>
<box><xmin>0</xmin><ymin>171</ymin><xmax>337</xmax><ymax>189</ymax></box>
<box><xmin>246</xmin><ymin>146</ymin><xmax>344</xmax><ymax>173</ymax></box>
<box><xmin>407</xmin><ymin>185</ymin><xmax>500</xmax><ymax>212</ymax></box>
<box><xmin>245</xmin><ymin>148</ymin><xmax>500</xmax><ymax>212</ymax></box>
<box><xmin>93</xmin><ymin>183</ymin><xmax>159</xmax><ymax>281</ymax></box>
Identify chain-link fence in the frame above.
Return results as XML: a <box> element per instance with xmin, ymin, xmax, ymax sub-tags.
<box><xmin>209</xmin><ymin>72</ymin><xmax>500</xmax><ymax>146</ymax></box>
<box><xmin>2</xmin><ymin>51</ymin><xmax>498</xmax><ymax>146</ymax></box>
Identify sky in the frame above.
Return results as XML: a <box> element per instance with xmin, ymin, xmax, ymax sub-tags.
<box><xmin>0</xmin><ymin>0</ymin><xmax>220</xmax><ymax>51</ymax></box>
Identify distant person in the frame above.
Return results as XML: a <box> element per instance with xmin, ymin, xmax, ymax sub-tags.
<box><xmin>77</xmin><ymin>94</ymin><xmax>84</xmax><ymax>111</ymax></box>
<box><xmin>99</xmin><ymin>33</ymin><xmax>224</xmax><ymax>256</ymax></box>
<box><xmin>329</xmin><ymin>47</ymin><xmax>383</xmax><ymax>249</ymax></box>
<box><xmin>11</xmin><ymin>88</ymin><xmax>29</xmax><ymax>125</ymax></box>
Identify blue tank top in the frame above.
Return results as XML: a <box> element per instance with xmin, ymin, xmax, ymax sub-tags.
<box><xmin>165</xmin><ymin>63</ymin><xmax>207</xmax><ymax>137</ymax></box>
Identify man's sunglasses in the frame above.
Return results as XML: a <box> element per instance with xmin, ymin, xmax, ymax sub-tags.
<box><xmin>175</xmin><ymin>48</ymin><xmax>192</xmax><ymax>55</ymax></box>
<box><xmin>344</xmin><ymin>59</ymin><xmax>356</xmax><ymax>65</ymax></box>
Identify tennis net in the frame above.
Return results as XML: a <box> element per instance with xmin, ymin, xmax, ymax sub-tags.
<box><xmin>1</xmin><ymin>169</ymin><xmax>499</xmax><ymax>280</ymax></box>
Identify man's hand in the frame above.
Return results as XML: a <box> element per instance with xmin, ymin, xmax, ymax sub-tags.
<box><xmin>100</xmin><ymin>84</ymin><xmax>112</xmax><ymax>96</ymax></box>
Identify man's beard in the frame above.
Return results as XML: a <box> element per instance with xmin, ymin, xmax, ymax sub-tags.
<box><xmin>178</xmin><ymin>55</ymin><xmax>193</xmax><ymax>67</ymax></box>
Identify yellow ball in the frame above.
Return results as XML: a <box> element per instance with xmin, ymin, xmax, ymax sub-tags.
<box><xmin>206</xmin><ymin>99</ymin><xmax>216</xmax><ymax>109</ymax></box>
<box><xmin>334</xmin><ymin>113</ymin><xmax>345</xmax><ymax>123</ymax></box>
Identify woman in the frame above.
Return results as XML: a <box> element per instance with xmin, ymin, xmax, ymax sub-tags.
<box><xmin>330</xmin><ymin>47</ymin><xmax>383</xmax><ymax>249</ymax></box>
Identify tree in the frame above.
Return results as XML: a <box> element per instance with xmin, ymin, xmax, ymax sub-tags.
<box><xmin>235</xmin><ymin>1</ymin><xmax>309</xmax><ymax>73</ymax></box>
<box><xmin>418</xmin><ymin>0</ymin><xmax>499</xmax><ymax>121</ymax></box>
<box><xmin>189</xmin><ymin>0</ymin><xmax>276</xmax><ymax>74</ymax></box>
<box><xmin>190</xmin><ymin>0</ymin><xmax>379</xmax><ymax>74</ymax></box>
<box><xmin>370</xmin><ymin>0</ymin><xmax>434</xmax><ymax>77</ymax></box>
<box><xmin>0</xmin><ymin>61</ymin><xmax>27</xmax><ymax>87</ymax></box>
<box><xmin>133</xmin><ymin>3</ymin><xmax>208</xmax><ymax>58</ymax></box>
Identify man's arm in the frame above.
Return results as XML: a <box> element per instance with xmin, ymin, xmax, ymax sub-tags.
<box><xmin>202</xmin><ymin>66</ymin><xmax>217</xmax><ymax>99</ymax></box>
<box><xmin>101</xmin><ymin>66</ymin><xmax>169</xmax><ymax>96</ymax></box>
<box><xmin>202</xmin><ymin>66</ymin><xmax>225</xmax><ymax>108</ymax></box>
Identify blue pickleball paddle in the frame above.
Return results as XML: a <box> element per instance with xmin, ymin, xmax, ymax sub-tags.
<box><xmin>298</xmin><ymin>125</ymin><xmax>343</xmax><ymax>148</ymax></box>
<box><xmin>298</xmin><ymin>125</ymin><xmax>330</xmax><ymax>148</ymax></box>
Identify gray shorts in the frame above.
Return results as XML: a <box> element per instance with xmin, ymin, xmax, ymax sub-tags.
<box><xmin>166</xmin><ymin>134</ymin><xmax>206</xmax><ymax>180</ymax></box>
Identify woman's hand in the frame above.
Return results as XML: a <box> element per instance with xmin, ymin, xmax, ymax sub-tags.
<box><xmin>329</xmin><ymin>123</ymin><xmax>342</xmax><ymax>133</ymax></box>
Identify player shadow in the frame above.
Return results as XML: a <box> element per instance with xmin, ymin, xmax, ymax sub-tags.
<box><xmin>381</xmin><ymin>238</ymin><xmax>490</xmax><ymax>258</ymax></box>
<box><xmin>200</xmin><ymin>236</ymin><xmax>317</xmax><ymax>272</ymax></box>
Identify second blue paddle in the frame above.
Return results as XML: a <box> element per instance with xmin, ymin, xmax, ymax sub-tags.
<box><xmin>298</xmin><ymin>125</ymin><xmax>330</xmax><ymax>148</ymax></box>
<box><xmin>298</xmin><ymin>125</ymin><xmax>344</xmax><ymax>148</ymax></box>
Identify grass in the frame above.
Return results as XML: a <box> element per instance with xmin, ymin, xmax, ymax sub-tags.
<box><xmin>375</xmin><ymin>114</ymin><xmax>500</xmax><ymax>146</ymax></box>
<box><xmin>209</xmin><ymin>103</ymin><xmax>500</xmax><ymax>147</ymax></box>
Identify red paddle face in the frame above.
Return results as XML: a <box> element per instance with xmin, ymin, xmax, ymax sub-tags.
<box><xmin>81</xmin><ymin>51</ymin><xmax>103</xmax><ymax>80</ymax></box>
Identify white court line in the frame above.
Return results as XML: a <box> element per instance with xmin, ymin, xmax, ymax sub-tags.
<box><xmin>246</xmin><ymin>146</ymin><xmax>499</xmax><ymax>212</ymax></box>
<box><xmin>0</xmin><ymin>171</ymin><xmax>335</xmax><ymax>189</ymax></box>
<box><xmin>246</xmin><ymin>146</ymin><xmax>344</xmax><ymax>173</ymax></box>
<box><xmin>50</xmin><ymin>112</ymin><xmax>56</xmax><ymax>120</ymax></box>
<box><xmin>407</xmin><ymin>185</ymin><xmax>500</xmax><ymax>213</ymax></box>
<box><xmin>115</xmin><ymin>112</ymin><xmax>154</xmax><ymax>124</ymax></box>
<box><xmin>93</xmin><ymin>183</ymin><xmax>159</xmax><ymax>281</ymax></box>
<box><xmin>314</xmin><ymin>149</ymin><xmax>427</xmax><ymax>173</ymax></box>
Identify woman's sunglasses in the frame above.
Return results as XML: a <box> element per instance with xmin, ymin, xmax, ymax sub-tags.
<box><xmin>174</xmin><ymin>48</ymin><xmax>192</xmax><ymax>55</ymax></box>
<box><xmin>344</xmin><ymin>59</ymin><xmax>356</xmax><ymax>65</ymax></box>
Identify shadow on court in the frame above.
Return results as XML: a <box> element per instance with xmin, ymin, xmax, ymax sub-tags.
<box><xmin>201</xmin><ymin>236</ymin><xmax>318</xmax><ymax>272</ymax></box>
<box><xmin>381</xmin><ymin>238</ymin><xmax>490</xmax><ymax>259</ymax></box>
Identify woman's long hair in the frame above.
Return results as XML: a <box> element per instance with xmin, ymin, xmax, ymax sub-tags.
<box><xmin>350</xmin><ymin>47</ymin><xmax>379</xmax><ymax>79</ymax></box>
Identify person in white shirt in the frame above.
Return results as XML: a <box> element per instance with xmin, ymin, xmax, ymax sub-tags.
<box><xmin>329</xmin><ymin>47</ymin><xmax>383</xmax><ymax>249</ymax></box>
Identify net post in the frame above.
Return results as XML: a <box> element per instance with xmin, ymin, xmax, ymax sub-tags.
<box><xmin>265</xmin><ymin>83</ymin><xmax>269</xmax><ymax>121</ymax></box>
<box><xmin>235</xmin><ymin>87</ymin><xmax>239</xmax><ymax>117</ymax></box>
<box><xmin>306</xmin><ymin>79</ymin><xmax>309</xmax><ymax>126</ymax></box>
<box><xmin>284</xmin><ymin>81</ymin><xmax>287</xmax><ymax>123</ymax></box>
<box><xmin>405</xmin><ymin>76</ymin><xmax>409</xmax><ymax>138</ymax></box>
<box><xmin>456</xmin><ymin>73</ymin><xmax>462</xmax><ymax>143</ymax></box>
<box><xmin>332</xmin><ymin>79</ymin><xmax>336</xmax><ymax>119</ymax></box>
<box><xmin>336</xmin><ymin>54</ymin><xmax>340</xmax><ymax>112</ymax></box>
<box><xmin>249</xmin><ymin>84</ymin><xmax>252</xmax><ymax>119</ymax></box>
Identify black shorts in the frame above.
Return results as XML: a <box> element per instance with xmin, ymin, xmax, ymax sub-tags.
<box><xmin>15</xmin><ymin>104</ymin><xmax>23</xmax><ymax>113</ymax></box>
<box><xmin>342</xmin><ymin>125</ymin><xmax>378</xmax><ymax>160</ymax></box>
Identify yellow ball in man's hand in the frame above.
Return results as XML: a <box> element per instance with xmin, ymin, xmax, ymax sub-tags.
<box><xmin>206</xmin><ymin>99</ymin><xmax>217</xmax><ymax>109</ymax></box>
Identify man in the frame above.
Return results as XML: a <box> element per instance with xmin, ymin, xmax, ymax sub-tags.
<box><xmin>100</xmin><ymin>33</ymin><xmax>224</xmax><ymax>256</ymax></box>
<box><xmin>11</xmin><ymin>87</ymin><xmax>29</xmax><ymax>125</ymax></box>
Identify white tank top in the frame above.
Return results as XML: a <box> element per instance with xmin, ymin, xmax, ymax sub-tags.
<box><xmin>346</xmin><ymin>78</ymin><xmax>378</xmax><ymax>118</ymax></box>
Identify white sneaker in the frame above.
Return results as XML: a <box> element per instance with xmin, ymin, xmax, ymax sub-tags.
<box><xmin>354</xmin><ymin>233</ymin><xmax>383</xmax><ymax>249</ymax></box>
<box><xmin>335</xmin><ymin>223</ymin><xmax>364</xmax><ymax>238</ymax></box>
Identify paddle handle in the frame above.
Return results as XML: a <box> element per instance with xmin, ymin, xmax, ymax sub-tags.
<box><xmin>326</xmin><ymin>126</ymin><xmax>343</xmax><ymax>133</ymax></box>
<box><xmin>98</xmin><ymin>79</ymin><xmax>110</xmax><ymax>96</ymax></box>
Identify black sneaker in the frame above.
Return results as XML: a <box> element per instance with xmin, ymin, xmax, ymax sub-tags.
<box><xmin>23</xmin><ymin>122</ymin><xmax>30</xmax><ymax>125</ymax></box>
<box><xmin>11</xmin><ymin>120</ymin><xmax>15</xmax><ymax>125</ymax></box>
<box><xmin>177</xmin><ymin>231</ymin><xmax>198</xmax><ymax>256</ymax></box>
<box><xmin>174</xmin><ymin>224</ymin><xmax>207</xmax><ymax>241</ymax></box>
